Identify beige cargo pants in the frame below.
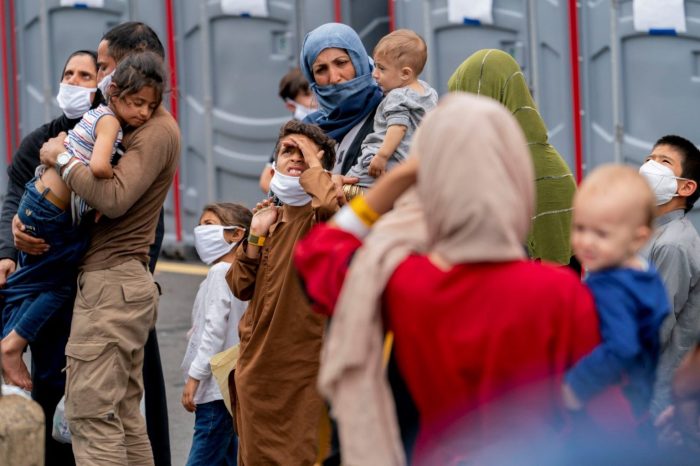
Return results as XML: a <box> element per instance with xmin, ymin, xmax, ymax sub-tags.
<box><xmin>64</xmin><ymin>259</ymin><xmax>159</xmax><ymax>466</ymax></box>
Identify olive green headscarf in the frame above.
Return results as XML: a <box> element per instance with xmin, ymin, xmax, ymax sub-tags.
<box><xmin>448</xmin><ymin>49</ymin><xmax>575</xmax><ymax>265</ymax></box>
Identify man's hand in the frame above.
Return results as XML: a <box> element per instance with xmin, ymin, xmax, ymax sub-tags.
<box><xmin>0</xmin><ymin>258</ymin><xmax>16</xmax><ymax>287</ymax></box>
<box><xmin>12</xmin><ymin>214</ymin><xmax>49</xmax><ymax>255</ymax></box>
<box><xmin>331</xmin><ymin>174</ymin><xmax>359</xmax><ymax>206</ymax></box>
<box><xmin>39</xmin><ymin>132</ymin><xmax>68</xmax><ymax>168</ymax></box>
<box><xmin>181</xmin><ymin>376</ymin><xmax>200</xmax><ymax>413</ymax></box>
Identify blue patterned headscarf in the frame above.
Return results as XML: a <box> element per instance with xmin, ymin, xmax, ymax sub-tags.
<box><xmin>300</xmin><ymin>23</ymin><xmax>382</xmax><ymax>141</ymax></box>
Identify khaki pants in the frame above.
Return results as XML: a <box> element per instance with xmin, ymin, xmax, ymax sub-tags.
<box><xmin>65</xmin><ymin>260</ymin><xmax>159</xmax><ymax>466</ymax></box>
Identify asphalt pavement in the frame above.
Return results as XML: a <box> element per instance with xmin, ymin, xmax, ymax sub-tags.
<box><xmin>153</xmin><ymin>260</ymin><xmax>209</xmax><ymax>465</ymax></box>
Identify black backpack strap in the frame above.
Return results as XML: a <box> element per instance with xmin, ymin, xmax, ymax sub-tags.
<box><xmin>340</xmin><ymin>106</ymin><xmax>378</xmax><ymax>176</ymax></box>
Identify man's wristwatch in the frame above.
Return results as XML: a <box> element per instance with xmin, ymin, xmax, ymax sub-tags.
<box><xmin>55</xmin><ymin>151</ymin><xmax>73</xmax><ymax>173</ymax></box>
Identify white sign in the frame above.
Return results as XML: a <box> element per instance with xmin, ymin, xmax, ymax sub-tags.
<box><xmin>221</xmin><ymin>0</ymin><xmax>269</xmax><ymax>17</ymax></box>
<box><xmin>448</xmin><ymin>0</ymin><xmax>493</xmax><ymax>25</ymax></box>
<box><xmin>633</xmin><ymin>0</ymin><xmax>686</xmax><ymax>33</ymax></box>
<box><xmin>60</xmin><ymin>0</ymin><xmax>104</xmax><ymax>7</ymax></box>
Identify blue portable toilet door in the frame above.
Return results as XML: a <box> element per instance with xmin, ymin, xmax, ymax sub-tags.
<box><xmin>176</xmin><ymin>0</ymin><xmax>298</xmax><ymax>237</ymax></box>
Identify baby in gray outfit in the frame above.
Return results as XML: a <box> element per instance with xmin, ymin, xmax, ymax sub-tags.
<box><xmin>347</xmin><ymin>29</ymin><xmax>438</xmax><ymax>189</ymax></box>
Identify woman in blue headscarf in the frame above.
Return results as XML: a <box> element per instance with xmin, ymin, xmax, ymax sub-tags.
<box><xmin>300</xmin><ymin>23</ymin><xmax>420</xmax><ymax>463</ymax></box>
<box><xmin>300</xmin><ymin>23</ymin><xmax>383</xmax><ymax>183</ymax></box>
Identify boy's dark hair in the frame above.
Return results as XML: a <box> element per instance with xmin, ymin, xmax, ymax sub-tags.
<box><xmin>102</xmin><ymin>22</ymin><xmax>165</xmax><ymax>62</ymax></box>
<box><xmin>201</xmin><ymin>203</ymin><xmax>253</xmax><ymax>232</ymax></box>
<box><xmin>60</xmin><ymin>50</ymin><xmax>97</xmax><ymax>82</ymax></box>
<box><xmin>654</xmin><ymin>134</ymin><xmax>700</xmax><ymax>211</ymax></box>
<box><xmin>110</xmin><ymin>52</ymin><xmax>166</xmax><ymax>106</ymax></box>
<box><xmin>274</xmin><ymin>120</ymin><xmax>336</xmax><ymax>170</ymax></box>
<box><xmin>278</xmin><ymin>68</ymin><xmax>310</xmax><ymax>101</ymax></box>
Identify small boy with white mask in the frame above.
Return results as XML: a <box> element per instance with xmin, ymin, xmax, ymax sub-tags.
<box><xmin>226</xmin><ymin>120</ymin><xmax>338</xmax><ymax>463</ymax></box>
<box><xmin>181</xmin><ymin>202</ymin><xmax>252</xmax><ymax>465</ymax></box>
<box><xmin>562</xmin><ymin>165</ymin><xmax>669</xmax><ymax>421</ymax></box>
<box><xmin>638</xmin><ymin>135</ymin><xmax>700</xmax><ymax>421</ymax></box>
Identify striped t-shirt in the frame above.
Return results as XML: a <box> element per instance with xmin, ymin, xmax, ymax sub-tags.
<box><xmin>63</xmin><ymin>104</ymin><xmax>122</xmax><ymax>225</ymax></box>
<box><xmin>64</xmin><ymin>104</ymin><xmax>123</xmax><ymax>164</ymax></box>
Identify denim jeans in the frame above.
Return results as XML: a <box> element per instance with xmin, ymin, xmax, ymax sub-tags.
<box><xmin>0</xmin><ymin>176</ymin><xmax>88</xmax><ymax>341</ymax></box>
<box><xmin>186</xmin><ymin>400</ymin><xmax>237</xmax><ymax>466</ymax></box>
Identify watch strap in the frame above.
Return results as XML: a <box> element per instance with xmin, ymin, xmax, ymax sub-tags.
<box><xmin>247</xmin><ymin>233</ymin><xmax>266</xmax><ymax>247</ymax></box>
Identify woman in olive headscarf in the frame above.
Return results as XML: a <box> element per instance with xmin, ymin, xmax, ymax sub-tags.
<box><xmin>448</xmin><ymin>49</ymin><xmax>576</xmax><ymax>266</ymax></box>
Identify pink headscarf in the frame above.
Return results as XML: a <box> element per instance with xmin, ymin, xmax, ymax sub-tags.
<box><xmin>318</xmin><ymin>93</ymin><xmax>535</xmax><ymax>465</ymax></box>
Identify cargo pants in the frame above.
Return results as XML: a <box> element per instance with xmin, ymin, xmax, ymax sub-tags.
<box><xmin>64</xmin><ymin>259</ymin><xmax>159</xmax><ymax>466</ymax></box>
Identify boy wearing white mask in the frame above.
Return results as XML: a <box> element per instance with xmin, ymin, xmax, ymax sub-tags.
<box><xmin>226</xmin><ymin>120</ymin><xmax>338</xmax><ymax>464</ymax></box>
<box><xmin>181</xmin><ymin>202</ymin><xmax>251</xmax><ymax>466</ymax></box>
<box><xmin>638</xmin><ymin>135</ymin><xmax>700</xmax><ymax>420</ymax></box>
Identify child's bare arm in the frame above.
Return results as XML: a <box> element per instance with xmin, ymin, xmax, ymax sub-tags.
<box><xmin>90</xmin><ymin>115</ymin><xmax>121</xmax><ymax>178</ymax></box>
<box><xmin>368</xmin><ymin>124</ymin><xmax>407</xmax><ymax>178</ymax></box>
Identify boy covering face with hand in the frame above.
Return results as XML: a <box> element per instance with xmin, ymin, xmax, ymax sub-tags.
<box><xmin>226</xmin><ymin>120</ymin><xmax>339</xmax><ymax>464</ymax></box>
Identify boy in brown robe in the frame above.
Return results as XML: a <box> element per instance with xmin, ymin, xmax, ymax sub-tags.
<box><xmin>227</xmin><ymin>120</ymin><xmax>338</xmax><ymax>465</ymax></box>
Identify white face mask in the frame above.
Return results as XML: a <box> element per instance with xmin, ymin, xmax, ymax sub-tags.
<box><xmin>97</xmin><ymin>70</ymin><xmax>114</xmax><ymax>98</ymax></box>
<box><xmin>193</xmin><ymin>224</ymin><xmax>241</xmax><ymax>265</ymax></box>
<box><xmin>286</xmin><ymin>99</ymin><xmax>316</xmax><ymax>121</ymax></box>
<box><xmin>56</xmin><ymin>83</ymin><xmax>96</xmax><ymax>119</ymax></box>
<box><xmin>269</xmin><ymin>169</ymin><xmax>312</xmax><ymax>206</ymax></box>
<box><xmin>639</xmin><ymin>159</ymin><xmax>687</xmax><ymax>206</ymax></box>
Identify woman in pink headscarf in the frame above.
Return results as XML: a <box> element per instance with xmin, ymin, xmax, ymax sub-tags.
<box><xmin>294</xmin><ymin>93</ymin><xmax>600</xmax><ymax>465</ymax></box>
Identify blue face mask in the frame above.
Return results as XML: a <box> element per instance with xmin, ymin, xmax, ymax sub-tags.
<box><xmin>300</xmin><ymin>23</ymin><xmax>383</xmax><ymax>141</ymax></box>
<box><xmin>311</xmin><ymin>73</ymin><xmax>377</xmax><ymax>116</ymax></box>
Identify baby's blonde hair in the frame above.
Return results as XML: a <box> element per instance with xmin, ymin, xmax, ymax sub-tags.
<box><xmin>577</xmin><ymin>164</ymin><xmax>656</xmax><ymax>228</ymax></box>
<box><xmin>373</xmin><ymin>29</ymin><xmax>427</xmax><ymax>76</ymax></box>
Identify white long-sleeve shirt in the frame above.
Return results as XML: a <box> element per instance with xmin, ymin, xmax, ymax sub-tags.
<box><xmin>181</xmin><ymin>261</ymin><xmax>247</xmax><ymax>405</ymax></box>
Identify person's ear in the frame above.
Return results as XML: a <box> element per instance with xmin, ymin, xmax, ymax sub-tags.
<box><xmin>232</xmin><ymin>227</ymin><xmax>246</xmax><ymax>243</ymax></box>
<box><xmin>284</xmin><ymin>100</ymin><xmax>296</xmax><ymax>114</ymax></box>
<box><xmin>107</xmin><ymin>82</ymin><xmax>118</xmax><ymax>100</ymax></box>
<box><xmin>226</xmin><ymin>227</ymin><xmax>245</xmax><ymax>244</ymax></box>
<box><xmin>400</xmin><ymin>66</ymin><xmax>413</xmax><ymax>82</ymax></box>
<box><xmin>678</xmin><ymin>179</ymin><xmax>697</xmax><ymax>198</ymax></box>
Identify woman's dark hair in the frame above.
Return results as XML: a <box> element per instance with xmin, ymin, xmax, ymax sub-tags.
<box><xmin>102</xmin><ymin>22</ymin><xmax>165</xmax><ymax>62</ymax></box>
<box><xmin>109</xmin><ymin>51</ymin><xmax>166</xmax><ymax>106</ymax></box>
<box><xmin>201</xmin><ymin>203</ymin><xmax>253</xmax><ymax>232</ymax></box>
<box><xmin>274</xmin><ymin>120</ymin><xmax>336</xmax><ymax>170</ymax></box>
<box><xmin>60</xmin><ymin>50</ymin><xmax>98</xmax><ymax>82</ymax></box>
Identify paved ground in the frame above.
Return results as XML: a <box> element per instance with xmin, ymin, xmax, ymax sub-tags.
<box><xmin>153</xmin><ymin>261</ymin><xmax>209</xmax><ymax>465</ymax></box>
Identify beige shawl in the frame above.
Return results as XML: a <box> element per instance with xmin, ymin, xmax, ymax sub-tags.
<box><xmin>318</xmin><ymin>93</ymin><xmax>534</xmax><ymax>465</ymax></box>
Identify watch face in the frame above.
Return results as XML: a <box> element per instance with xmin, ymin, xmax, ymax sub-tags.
<box><xmin>58</xmin><ymin>153</ymin><xmax>71</xmax><ymax>165</ymax></box>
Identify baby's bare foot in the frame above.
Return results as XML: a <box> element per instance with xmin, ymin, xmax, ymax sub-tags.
<box><xmin>1</xmin><ymin>332</ymin><xmax>32</xmax><ymax>390</ymax></box>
